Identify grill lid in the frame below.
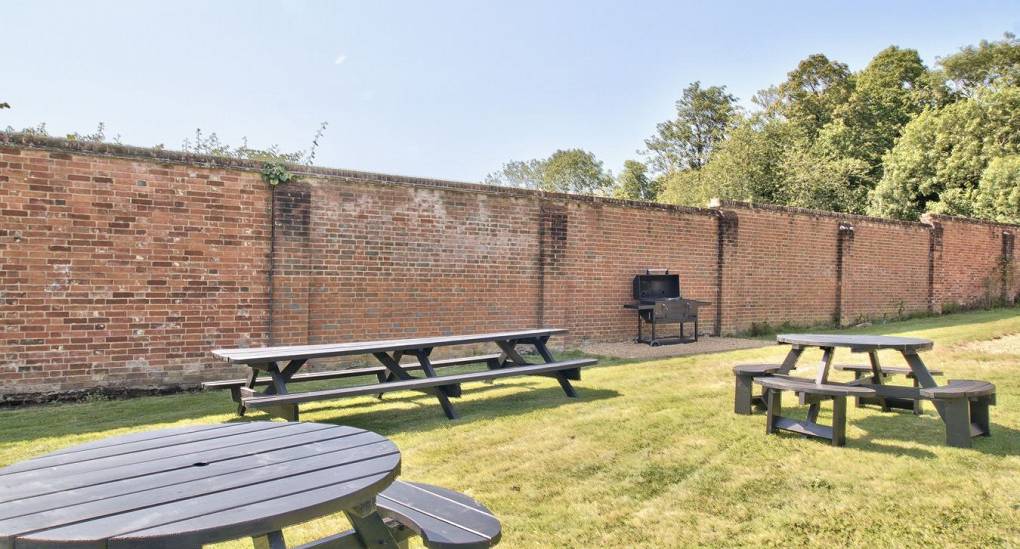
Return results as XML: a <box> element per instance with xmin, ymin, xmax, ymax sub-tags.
<box><xmin>633</xmin><ymin>269</ymin><xmax>680</xmax><ymax>301</ymax></box>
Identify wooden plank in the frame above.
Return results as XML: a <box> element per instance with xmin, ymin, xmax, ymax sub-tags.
<box><xmin>244</xmin><ymin>359</ymin><xmax>596</xmax><ymax>408</ymax></box>
<box><xmin>211</xmin><ymin>329</ymin><xmax>568</xmax><ymax>365</ymax></box>
<box><xmin>0</xmin><ymin>429</ymin><xmax>381</xmax><ymax>522</ymax></box>
<box><xmin>377</xmin><ymin>481</ymin><xmax>501</xmax><ymax>549</ymax></box>
<box><xmin>0</xmin><ymin>423</ymin><xmax>343</xmax><ymax>501</ymax></box>
<box><xmin>203</xmin><ymin>355</ymin><xmax>502</xmax><ymax>390</ymax></box>
<box><xmin>773</xmin><ymin>417</ymin><xmax>834</xmax><ymax>440</ymax></box>
<box><xmin>0</xmin><ymin>422</ymin><xmax>299</xmax><ymax>480</ymax></box>
<box><xmin>41</xmin><ymin>424</ymin><xmax>237</xmax><ymax>457</ymax></box>
<box><xmin>26</xmin><ymin>469</ymin><xmax>399</xmax><ymax>549</ymax></box>
<box><xmin>0</xmin><ymin>440</ymin><xmax>399</xmax><ymax>537</ymax></box>
<box><xmin>776</xmin><ymin>334</ymin><xmax>933</xmax><ymax>353</ymax></box>
<box><xmin>755</xmin><ymin>375</ymin><xmax>877</xmax><ymax>397</ymax></box>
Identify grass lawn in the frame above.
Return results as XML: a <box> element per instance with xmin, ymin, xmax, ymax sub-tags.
<box><xmin>3</xmin><ymin>309</ymin><xmax>1020</xmax><ymax>547</ymax></box>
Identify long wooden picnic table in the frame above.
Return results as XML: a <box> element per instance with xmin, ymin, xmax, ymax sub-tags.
<box><xmin>209</xmin><ymin>328</ymin><xmax>596</xmax><ymax>421</ymax></box>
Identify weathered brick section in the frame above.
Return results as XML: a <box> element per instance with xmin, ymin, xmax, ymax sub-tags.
<box><xmin>0</xmin><ymin>147</ymin><xmax>271</xmax><ymax>395</ymax></box>
<box><xmin>840</xmin><ymin>218</ymin><xmax>930</xmax><ymax>325</ymax></box>
<box><xmin>539</xmin><ymin>201</ymin><xmax>718</xmax><ymax>342</ymax></box>
<box><xmin>717</xmin><ymin>202</ymin><xmax>840</xmax><ymax>331</ymax></box>
<box><xmin>2</xmin><ymin>136</ymin><xmax>1019</xmax><ymax>396</ymax></box>
<box><xmin>925</xmin><ymin>214</ymin><xmax>1019</xmax><ymax>311</ymax></box>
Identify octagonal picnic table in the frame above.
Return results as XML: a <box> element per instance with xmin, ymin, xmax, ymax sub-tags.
<box><xmin>0</xmin><ymin>422</ymin><xmax>404</xmax><ymax>549</ymax></box>
<box><xmin>776</xmin><ymin>333</ymin><xmax>945</xmax><ymax>418</ymax></box>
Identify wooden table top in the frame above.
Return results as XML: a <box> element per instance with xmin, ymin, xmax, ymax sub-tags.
<box><xmin>212</xmin><ymin>328</ymin><xmax>568</xmax><ymax>365</ymax></box>
<box><xmin>777</xmin><ymin>333</ymin><xmax>934</xmax><ymax>353</ymax></box>
<box><xmin>0</xmin><ymin>422</ymin><xmax>400</xmax><ymax>549</ymax></box>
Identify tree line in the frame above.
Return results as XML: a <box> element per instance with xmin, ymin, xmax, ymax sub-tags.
<box><xmin>486</xmin><ymin>33</ymin><xmax>1020</xmax><ymax>223</ymax></box>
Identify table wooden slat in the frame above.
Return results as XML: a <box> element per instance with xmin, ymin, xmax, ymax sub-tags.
<box><xmin>1</xmin><ymin>423</ymin><xmax>401</xmax><ymax>549</ymax></box>
<box><xmin>0</xmin><ymin>422</ymin><xmax>288</xmax><ymax>476</ymax></box>
<box><xmin>212</xmin><ymin>328</ymin><xmax>567</xmax><ymax>365</ymax></box>
<box><xmin>0</xmin><ymin>424</ymin><xmax>357</xmax><ymax>504</ymax></box>
<box><xmin>107</xmin><ymin>473</ymin><xmax>394</xmax><ymax>549</ymax></box>
<box><xmin>776</xmin><ymin>333</ymin><xmax>933</xmax><ymax>352</ymax></box>
<box><xmin>0</xmin><ymin>423</ymin><xmax>328</xmax><ymax>488</ymax></box>
<box><xmin>0</xmin><ymin>429</ymin><xmax>382</xmax><ymax>521</ymax></box>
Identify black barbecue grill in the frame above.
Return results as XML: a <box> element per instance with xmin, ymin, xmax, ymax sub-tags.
<box><xmin>623</xmin><ymin>269</ymin><xmax>710</xmax><ymax>346</ymax></box>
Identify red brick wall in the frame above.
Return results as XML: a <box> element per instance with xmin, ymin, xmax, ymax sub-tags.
<box><xmin>926</xmin><ymin>214</ymin><xmax>1019</xmax><ymax>311</ymax></box>
<box><xmin>0</xmin><ymin>145</ymin><xmax>271</xmax><ymax>395</ymax></box>
<box><xmin>2</xmin><ymin>138</ymin><xmax>1018</xmax><ymax>395</ymax></box>
<box><xmin>719</xmin><ymin>204</ymin><xmax>840</xmax><ymax>332</ymax></box>
<box><xmin>840</xmin><ymin>219</ymin><xmax>931</xmax><ymax>325</ymax></box>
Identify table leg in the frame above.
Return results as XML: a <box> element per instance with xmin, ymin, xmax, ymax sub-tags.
<box><xmin>814</xmin><ymin>347</ymin><xmax>835</xmax><ymax>384</ymax></box>
<box><xmin>345</xmin><ymin>500</ymin><xmax>400</xmax><ymax>548</ymax></box>
<box><xmin>902</xmin><ymin>351</ymin><xmax>946</xmax><ymax>420</ymax></box>
<box><xmin>414</xmin><ymin>348</ymin><xmax>460</xmax><ymax>419</ymax></box>
<box><xmin>374</xmin><ymin>350</ymin><xmax>460</xmax><ymax>419</ymax></box>
<box><xmin>868</xmin><ymin>351</ymin><xmax>891</xmax><ymax>412</ymax></box>
<box><xmin>259</xmin><ymin>360</ymin><xmax>307</xmax><ymax>421</ymax></box>
<box><xmin>780</xmin><ymin>346</ymin><xmax>804</xmax><ymax>373</ymax></box>
<box><xmin>531</xmin><ymin>336</ymin><xmax>577</xmax><ymax>396</ymax></box>
<box><xmin>253</xmin><ymin>530</ymin><xmax>287</xmax><ymax>549</ymax></box>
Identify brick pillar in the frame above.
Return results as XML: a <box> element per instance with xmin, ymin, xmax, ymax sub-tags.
<box><xmin>834</xmin><ymin>222</ymin><xmax>854</xmax><ymax>326</ymax></box>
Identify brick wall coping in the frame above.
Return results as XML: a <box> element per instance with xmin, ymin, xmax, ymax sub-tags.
<box><xmin>714</xmin><ymin>199</ymin><xmax>934</xmax><ymax>230</ymax></box>
<box><xmin>8</xmin><ymin>132</ymin><xmax>1019</xmax><ymax>231</ymax></box>
<box><xmin>921</xmin><ymin>213</ymin><xmax>1020</xmax><ymax>231</ymax></box>
<box><xmin>1</xmin><ymin>132</ymin><xmax>714</xmax><ymax>218</ymax></box>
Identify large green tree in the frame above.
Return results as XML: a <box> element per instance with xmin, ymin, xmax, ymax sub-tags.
<box><xmin>644</xmin><ymin>81</ymin><xmax>739</xmax><ymax>174</ymax></box>
<box><xmin>774</xmin><ymin>54</ymin><xmax>854</xmax><ymax>139</ymax></box>
<box><xmin>613</xmin><ymin>160</ymin><xmax>658</xmax><ymax>201</ymax></box>
<box><xmin>869</xmin><ymin>86</ymin><xmax>1020</xmax><ymax>219</ymax></box>
<box><xmin>939</xmin><ymin>32</ymin><xmax>1020</xmax><ymax>94</ymax></box>
<box><xmin>485</xmin><ymin>149</ymin><xmax>614</xmax><ymax>195</ymax></box>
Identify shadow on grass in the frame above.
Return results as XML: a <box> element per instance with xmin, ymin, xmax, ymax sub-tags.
<box><xmin>756</xmin><ymin>401</ymin><xmax>1019</xmax><ymax>457</ymax></box>
<box><xmin>852</xmin><ymin>413</ymin><xmax>1020</xmax><ymax>457</ymax></box>
<box><xmin>287</xmin><ymin>385</ymin><xmax>621</xmax><ymax>438</ymax></box>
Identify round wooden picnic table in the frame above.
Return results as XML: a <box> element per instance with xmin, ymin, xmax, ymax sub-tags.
<box><xmin>776</xmin><ymin>333</ymin><xmax>934</xmax><ymax>353</ymax></box>
<box><xmin>0</xmin><ymin>422</ymin><xmax>402</xmax><ymax>549</ymax></box>
<box><xmin>776</xmin><ymin>332</ymin><xmax>942</xmax><ymax>416</ymax></box>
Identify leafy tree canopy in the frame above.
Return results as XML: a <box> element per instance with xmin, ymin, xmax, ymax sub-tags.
<box><xmin>643</xmin><ymin>81</ymin><xmax>739</xmax><ymax>174</ymax></box>
<box><xmin>613</xmin><ymin>160</ymin><xmax>658</xmax><ymax>201</ymax></box>
<box><xmin>869</xmin><ymin>86</ymin><xmax>1020</xmax><ymax>219</ymax></box>
<box><xmin>938</xmin><ymin>32</ymin><xmax>1020</xmax><ymax>93</ymax></box>
<box><xmin>485</xmin><ymin>149</ymin><xmax>614</xmax><ymax>195</ymax></box>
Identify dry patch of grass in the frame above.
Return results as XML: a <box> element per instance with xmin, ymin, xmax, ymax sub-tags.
<box><xmin>2</xmin><ymin>308</ymin><xmax>1020</xmax><ymax>547</ymax></box>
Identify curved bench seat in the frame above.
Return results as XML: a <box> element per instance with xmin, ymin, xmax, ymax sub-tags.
<box><xmin>733</xmin><ymin>364</ymin><xmax>785</xmax><ymax>415</ymax></box>
<box><xmin>920</xmin><ymin>379</ymin><xmax>995</xmax><ymax>400</ymax></box>
<box><xmin>755</xmin><ymin>375</ymin><xmax>877</xmax><ymax>398</ymax></box>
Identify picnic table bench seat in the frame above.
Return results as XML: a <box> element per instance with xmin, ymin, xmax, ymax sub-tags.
<box><xmin>294</xmin><ymin>480</ymin><xmax>501</xmax><ymax>549</ymax></box>
<box><xmin>204</xmin><ymin>354</ymin><xmax>502</xmax><ymax>407</ymax></box>
<box><xmin>754</xmin><ymin>375</ymin><xmax>877</xmax><ymax>447</ymax></box>
<box><xmin>834</xmin><ymin>363</ymin><xmax>944</xmax><ymax>378</ymax></box>
<box><xmin>732</xmin><ymin>363</ymin><xmax>786</xmax><ymax>415</ymax></box>
<box><xmin>243</xmin><ymin>359</ymin><xmax>596</xmax><ymax>421</ymax></box>
<box><xmin>919</xmin><ymin>380</ymin><xmax>996</xmax><ymax>448</ymax></box>
<box><xmin>835</xmin><ymin>363</ymin><xmax>944</xmax><ymax>414</ymax></box>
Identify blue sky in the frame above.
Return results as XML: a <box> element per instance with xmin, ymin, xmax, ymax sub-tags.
<box><xmin>3</xmin><ymin>0</ymin><xmax>1019</xmax><ymax>182</ymax></box>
